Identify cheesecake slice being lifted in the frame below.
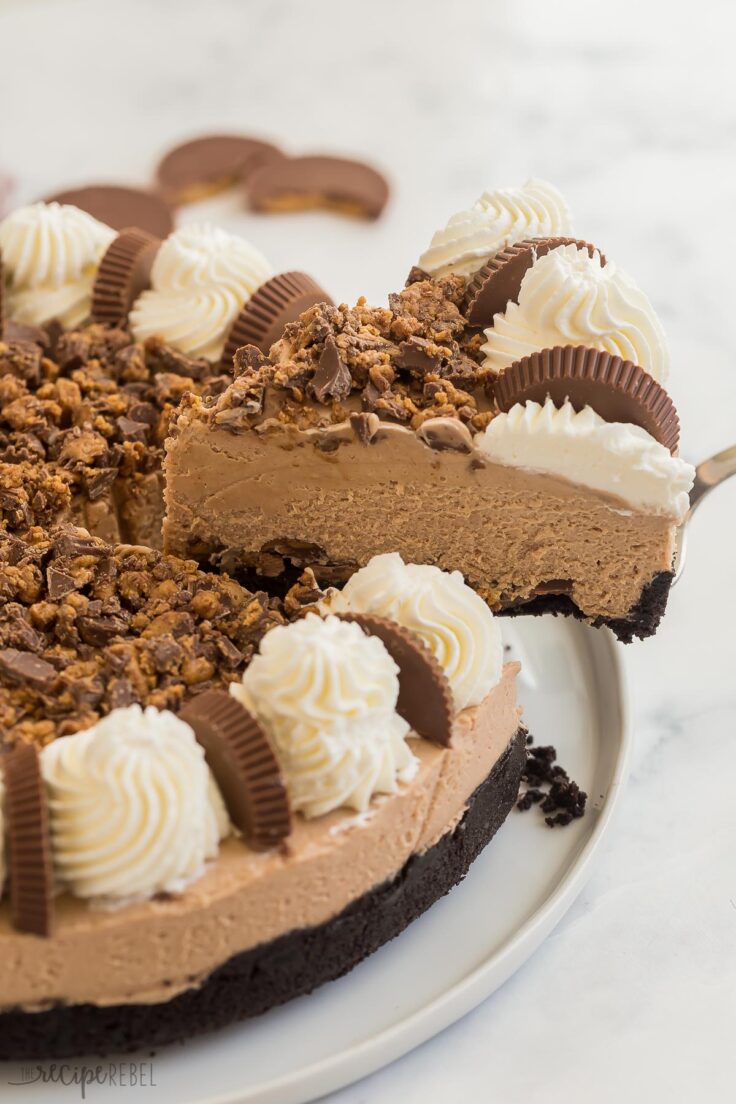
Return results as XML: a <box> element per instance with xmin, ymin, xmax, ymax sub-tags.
<box><xmin>164</xmin><ymin>185</ymin><xmax>695</xmax><ymax>641</ymax></box>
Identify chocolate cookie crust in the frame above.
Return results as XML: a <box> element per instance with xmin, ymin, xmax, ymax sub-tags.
<box><xmin>0</xmin><ymin>728</ymin><xmax>526</xmax><ymax>1060</ymax></box>
<box><xmin>499</xmin><ymin>570</ymin><xmax>673</xmax><ymax>643</ymax></box>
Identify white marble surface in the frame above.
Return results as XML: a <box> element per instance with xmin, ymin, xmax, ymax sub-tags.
<box><xmin>1</xmin><ymin>0</ymin><xmax>735</xmax><ymax>1099</ymax></box>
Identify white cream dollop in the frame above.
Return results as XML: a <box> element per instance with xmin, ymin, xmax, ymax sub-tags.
<box><xmin>0</xmin><ymin>202</ymin><xmax>115</xmax><ymax>328</ymax></box>
<box><xmin>322</xmin><ymin>553</ymin><xmax>503</xmax><ymax>711</ymax></box>
<box><xmin>231</xmin><ymin>615</ymin><xmax>416</xmax><ymax>819</ymax></box>
<box><xmin>480</xmin><ymin>244</ymin><xmax>670</xmax><ymax>382</ymax></box>
<box><xmin>418</xmin><ymin>179</ymin><xmax>572</xmax><ymax>278</ymax></box>
<box><xmin>129</xmin><ymin>223</ymin><xmax>271</xmax><ymax>361</ymax></box>
<box><xmin>41</xmin><ymin>705</ymin><xmax>230</xmax><ymax>903</ymax></box>
<box><xmin>476</xmin><ymin>397</ymin><xmax>694</xmax><ymax>520</ymax></box>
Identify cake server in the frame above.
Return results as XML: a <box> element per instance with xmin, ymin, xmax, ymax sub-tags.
<box><xmin>673</xmin><ymin>443</ymin><xmax>736</xmax><ymax>583</ymax></box>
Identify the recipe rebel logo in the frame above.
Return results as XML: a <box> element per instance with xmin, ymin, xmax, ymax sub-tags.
<box><xmin>7</xmin><ymin>1061</ymin><xmax>157</xmax><ymax>1098</ymax></box>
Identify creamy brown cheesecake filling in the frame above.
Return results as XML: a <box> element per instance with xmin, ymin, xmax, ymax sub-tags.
<box><xmin>165</xmin><ymin>415</ymin><xmax>676</xmax><ymax>624</ymax></box>
<box><xmin>0</xmin><ymin>663</ymin><xmax>520</xmax><ymax>1011</ymax></box>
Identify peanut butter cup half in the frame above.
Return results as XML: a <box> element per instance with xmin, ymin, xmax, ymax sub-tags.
<box><xmin>221</xmin><ymin>271</ymin><xmax>333</xmax><ymax>363</ymax></box>
<box><xmin>45</xmin><ymin>185</ymin><xmax>173</xmax><ymax>237</ymax></box>
<box><xmin>246</xmin><ymin>155</ymin><xmax>389</xmax><ymax>219</ymax></box>
<box><xmin>494</xmin><ymin>345</ymin><xmax>680</xmax><ymax>453</ymax></box>
<box><xmin>338</xmin><ymin>613</ymin><xmax>454</xmax><ymax>746</ymax></box>
<box><xmin>3</xmin><ymin>744</ymin><xmax>54</xmax><ymax>936</ymax></box>
<box><xmin>464</xmin><ymin>237</ymin><xmax>606</xmax><ymax>327</ymax></box>
<box><xmin>179</xmin><ymin>690</ymin><xmax>291</xmax><ymax>851</ymax></box>
<box><xmin>156</xmin><ymin>135</ymin><xmax>283</xmax><ymax>205</ymax></box>
<box><xmin>91</xmin><ymin>228</ymin><xmax>160</xmax><ymax>326</ymax></box>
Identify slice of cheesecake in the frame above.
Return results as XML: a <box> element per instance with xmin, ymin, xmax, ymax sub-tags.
<box><xmin>164</xmin><ymin>279</ymin><xmax>694</xmax><ymax>641</ymax></box>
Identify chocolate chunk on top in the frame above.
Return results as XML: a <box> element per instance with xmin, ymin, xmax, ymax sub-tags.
<box><xmin>0</xmin><ymin>649</ymin><xmax>55</xmax><ymax>689</ymax></box>
<box><xmin>310</xmin><ymin>336</ymin><xmax>351</xmax><ymax>402</ymax></box>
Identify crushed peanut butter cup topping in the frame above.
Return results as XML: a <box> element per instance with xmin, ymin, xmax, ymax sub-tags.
<box><xmin>0</xmin><ymin>324</ymin><xmax>230</xmax><ymax>544</ymax></box>
<box><xmin>177</xmin><ymin>276</ymin><xmax>497</xmax><ymax>436</ymax></box>
<box><xmin>0</xmin><ymin>525</ymin><xmax>285</xmax><ymax>750</ymax></box>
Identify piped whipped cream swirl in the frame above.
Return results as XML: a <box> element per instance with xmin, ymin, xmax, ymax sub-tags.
<box><xmin>322</xmin><ymin>553</ymin><xmax>503</xmax><ymax>710</ymax></box>
<box><xmin>130</xmin><ymin>223</ymin><xmax>271</xmax><ymax>361</ymax></box>
<box><xmin>418</xmin><ymin>179</ymin><xmax>572</xmax><ymax>278</ymax></box>
<box><xmin>480</xmin><ymin>244</ymin><xmax>670</xmax><ymax>382</ymax></box>
<box><xmin>41</xmin><ymin>705</ymin><xmax>230</xmax><ymax>903</ymax></box>
<box><xmin>476</xmin><ymin>397</ymin><xmax>694</xmax><ymax>519</ymax></box>
<box><xmin>231</xmin><ymin>615</ymin><xmax>416</xmax><ymax>819</ymax></box>
<box><xmin>0</xmin><ymin>202</ymin><xmax>115</xmax><ymax>328</ymax></box>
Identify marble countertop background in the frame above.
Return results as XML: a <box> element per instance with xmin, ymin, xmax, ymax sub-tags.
<box><xmin>1</xmin><ymin>0</ymin><xmax>735</xmax><ymax>1099</ymax></box>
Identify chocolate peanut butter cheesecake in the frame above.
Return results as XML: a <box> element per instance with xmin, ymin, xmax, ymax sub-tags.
<box><xmin>165</xmin><ymin>184</ymin><xmax>693</xmax><ymax>640</ymax></box>
<box><xmin>0</xmin><ymin>180</ymin><xmax>692</xmax><ymax>1058</ymax></box>
<box><xmin>0</xmin><ymin>550</ymin><xmax>525</xmax><ymax>1058</ymax></box>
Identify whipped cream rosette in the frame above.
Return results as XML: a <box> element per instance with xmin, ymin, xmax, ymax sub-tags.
<box><xmin>129</xmin><ymin>222</ymin><xmax>272</xmax><ymax>361</ymax></box>
<box><xmin>41</xmin><ymin>704</ymin><xmax>230</xmax><ymax>904</ymax></box>
<box><xmin>322</xmin><ymin>553</ymin><xmax>504</xmax><ymax>710</ymax></box>
<box><xmin>0</xmin><ymin>202</ymin><xmax>116</xmax><ymax>328</ymax></box>
<box><xmin>419</xmin><ymin>178</ymin><xmax>572</xmax><ymax>278</ymax></box>
<box><xmin>480</xmin><ymin>243</ymin><xmax>670</xmax><ymax>382</ymax></box>
<box><xmin>231</xmin><ymin>615</ymin><xmax>417</xmax><ymax>818</ymax></box>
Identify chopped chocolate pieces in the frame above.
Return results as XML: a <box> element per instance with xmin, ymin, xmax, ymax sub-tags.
<box><xmin>184</xmin><ymin>273</ymin><xmax>496</xmax><ymax>437</ymax></box>
<box><xmin>0</xmin><ymin>649</ymin><xmax>55</xmax><ymax>689</ymax></box>
<box><xmin>396</xmin><ymin>336</ymin><xmax>443</xmax><ymax>372</ymax></box>
<box><xmin>516</xmin><ymin>736</ymin><xmax>587</xmax><ymax>827</ymax></box>
<box><xmin>310</xmin><ymin>336</ymin><xmax>351</xmax><ymax>402</ymax></box>
<box><xmin>116</xmin><ymin>415</ymin><xmax>150</xmax><ymax>443</ymax></box>
<box><xmin>0</xmin><ymin>525</ymin><xmax>284</xmax><ymax>749</ymax></box>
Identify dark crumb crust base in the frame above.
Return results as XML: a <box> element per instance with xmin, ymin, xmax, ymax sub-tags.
<box><xmin>499</xmin><ymin>571</ymin><xmax>673</xmax><ymax>644</ymax></box>
<box><xmin>0</xmin><ymin>728</ymin><xmax>527</xmax><ymax>1060</ymax></box>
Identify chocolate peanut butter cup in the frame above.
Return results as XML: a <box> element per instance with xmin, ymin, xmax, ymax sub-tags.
<box><xmin>221</xmin><ymin>271</ymin><xmax>333</xmax><ymax>363</ymax></box>
<box><xmin>494</xmin><ymin>345</ymin><xmax>680</xmax><ymax>452</ymax></box>
<box><xmin>90</xmin><ymin>228</ymin><xmax>161</xmax><ymax>326</ymax></box>
<box><xmin>464</xmin><ymin>237</ymin><xmax>606</xmax><ymax>327</ymax></box>
<box><xmin>338</xmin><ymin>614</ymin><xmax>454</xmax><ymax>746</ymax></box>
<box><xmin>156</xmin><ymin>135</ymin><xmax>283</xmax><ymax>204</ymax></box>
<box><xmin>3</xmin><ymin>744</ymin><xmax>54</xmax><ymax>936</ymax></box>
<box><xmin>44</xmin><ymin>185</ymin><xmax>173</xmax><ymax>238</ymax></box>
<box><xmin>246</xmin><ymin>155</ymin><xmax>389</xmax><ymax>220</ymax></box>
<box><xmin>179</xmin><ymin>690</ymin><xmax>291</xmax><ymax>851</ymax></box>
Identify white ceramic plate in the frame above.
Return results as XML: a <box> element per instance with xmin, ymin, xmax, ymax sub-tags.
<box><xmin>1</xmin><ymin>617</ymin><xmax>629</xmax><ymax>1104</ymax></box>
